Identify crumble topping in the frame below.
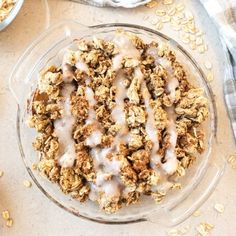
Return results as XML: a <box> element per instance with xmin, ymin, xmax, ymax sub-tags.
<box><xmin>27</xmin><ymin>30</ymin><xmax>209</xmax><ymax>213</ymax></box>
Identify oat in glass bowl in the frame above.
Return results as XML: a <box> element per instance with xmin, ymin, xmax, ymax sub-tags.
<box><xmin>9</xmin><ymin>21</ymin><xmax>225</xmax><ymax>225</ymax></box>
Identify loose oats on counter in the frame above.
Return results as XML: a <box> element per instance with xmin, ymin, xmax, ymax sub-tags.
<box><xmin>227</xmin><ymin>154</ymin><xmax>236</xmax><ymax>169</ymax></box>
<box><xmin>6</xmin><ymin>218</ymin><xmax>13</xmax><ymax>227</ymax></box>
<box><xmin>27</xmin><ymin>30</ymin><xmax>209</xmax><ymax>213</ymax></box>
<box><xmin>0</xmin><ymin>0</ymin><xmax>16</xmax><ymax>23</ymax></box>
<box><xmin>196</xmin><ymin>222</ymin><xmax>214</xmax><ymax>236</ymax></box>
<box><xmin>214</xmin><ymin>203</ymin><xmax>225</xmax><ymax>213</ymax></box>
<box><xmin>23</xmin><ymin>180</ymin><xmax>32</xmax><ymax>188</ymax></box>
<box><xmin>145</xmin><ymin>0</ymin><xmax>209</xmax><ymax>54</ymax></box>
<box><xmin>193</xmin><ymin>210</ymin><xmax>201</xmax><ymax>217</ymax></box>
<box><xmin>2</xmin><ymin>210</ymin><xmax>10</xmax><ymax>220</ymax></box>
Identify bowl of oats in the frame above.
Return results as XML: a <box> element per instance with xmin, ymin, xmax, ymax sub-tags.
<box><xmin>0</xmin><ymin>0</ymin><xmax>24</xmax><ymax>31</ymax></box>
<box><xmin>9</xmin><ymin>21</ymin><xmax>225</xmax><ymax>225</ymax></box>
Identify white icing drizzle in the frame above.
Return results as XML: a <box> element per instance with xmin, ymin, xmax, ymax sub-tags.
<box><xmin>134</xmin><ymin>66</ymin><xmax>163</xmax><ymax>172</ymax></box>
<box><xmin>75</xmin><ymin>51</ymin><xmax>89</xmax><ymax>73</ymax></box>
<box><xmin>89</xmin><ymin>148</ymin><xmax>121</xmax><ymax>198</ymax></box>
<box><xmin>140</xmin><ymin>75</ymin><xmax>161</xmax><ymax>169</ymax></box>
<box><xmin>91</xmin><ymin>148</ymin><xmax>120</xmax><ymax>175</ymax></box>
<box><xmin>102</xmin><ymin>180</ymin><xmax>120</xmax><ymax>197</ymax></box>
<box><xmin>85</xmin><ymin>130</ymin><xmax>102</xmax><ymax>147</ymax></box>
<box><xmin>146</xmin><ymin>46</ymin><xmax>179</xmax><ymax>175</ymax></box>
<box><xmin>162</xmin><ymin>107</ymin><xmax>178</xmax><ymax>175</ymax></box>
<box><xmin>54</xmin><ymin>83</ymin><xmax>76</xmax><ymax>168</ymax></box>
<box><xmin>83</xmin><ymin>77</ymin><xmax>122</xmax><ymax>199</ymax></box>
<box><xmin>84</xmin><ymin>79</ymin><xmax>103</xmax><ymax>147</ymax></box>
<box><xmin>85</xmin><ymin>86</ymin><xmax>97</xmax><ymax>125</ymax></box>
<box><xmin>156</xmin><ymin>57</ymin><xmax>179</xmax><ymax>104</ymax></box>
<box><xmin>61</xmin><ymin>64</ymin><xmax>74</xmax><ymax>83</ymax></box>
<box><xmin>111</xmin><ymin>72</ymin><xmax>129</xmax><ymax>149</ymax></box>
<box><xmin>112</xmin><ymin>34</ymin><xmax>140</xmax><ymax>71</ymax></box>
<box><xmin>146</xmin><ymin>47</ymin><xmax>158</xmax><ymax>57</ymax></box>
<box><xmin>111</xmin><ymin>72</ymin><xmax>127</xmax><ymax>126</ymax></box>
<box><xmin>168</xmin><ymin>77</ymin><xmax>179</xmax><ymax>103</ymax></box>
<box><xmin>88</xmin><ymin>34</ymin><xmax>142</xmax><ymax>199</ymax></box>
<box><xmin>88</xmin><ymin>183</ymin><xmax>98</xmax><ymax>201</ymax></box>
<box><xmin>111</xmin><ymin>35</ymin><xmax>141</xmax><ymax>148</ymax></box>
<box><xmin>89</xmin><ymin>177</ymin><xmax>120</xmax><ymax>199</ymax></box>
<box><xmin>62</xmin><ymin>49</ymin><xmax>88</xmax><ymax>73</ymax></box>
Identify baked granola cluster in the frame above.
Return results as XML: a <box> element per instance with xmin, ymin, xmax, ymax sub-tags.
<box><xmin>0</xmin><ymin>0</ymin><xmax>16</xmax><ymax>22</ymax></box>
<box><xmin>27</xmin><ymin>31</ymin><xmax>208</xmax><ymax>213</ymax></box>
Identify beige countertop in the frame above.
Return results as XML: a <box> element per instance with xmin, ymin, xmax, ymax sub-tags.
<box><xmin>0</xmin><ymin>0</ymin><xmax>236</xmax><ymax>235</ymax></box>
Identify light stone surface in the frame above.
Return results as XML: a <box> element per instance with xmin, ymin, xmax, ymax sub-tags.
<box><xmin>0</xmin><ymin>0</ymin><xmax>235</xmax><ymax>235</ymax></box>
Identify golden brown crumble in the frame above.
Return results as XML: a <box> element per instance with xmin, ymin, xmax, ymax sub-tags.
<box><xmin>27</xmin><ymin>32</ymin><xmax>209</xmax><ymax>213</ymax></box>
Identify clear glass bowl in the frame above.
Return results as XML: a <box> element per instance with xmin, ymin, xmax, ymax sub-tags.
<box><xmin>0</xmin><ymin>0</ymin><xmax>24</xmax><ymax>31</ymax></box>
<box><xmin>9</xmin><ymin>21</ymin><xmax>225</xmax><ymax>226</ymax></box>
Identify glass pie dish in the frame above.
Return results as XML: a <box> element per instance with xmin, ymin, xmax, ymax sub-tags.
<box><xmin>0</xmin><ymin>0</ymin><xmax>24</xmax><ymax>31</ymax></box>
<box><xmin>9</xmin><ymin>21</ymin><xmax>225</xmax><ymax>225</ymax></box>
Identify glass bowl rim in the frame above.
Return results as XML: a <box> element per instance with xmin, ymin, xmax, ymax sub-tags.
<box><xmin>12</xmin><ymin>21</ymin><xmax>219</xmax><ymax>225</ymax></box>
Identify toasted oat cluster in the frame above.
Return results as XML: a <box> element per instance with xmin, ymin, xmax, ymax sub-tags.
<box><xmin>27</xmin><ymin>31</ymin><xmax>208</xmax><ymax>213</ymax></box>
<box><xmin>0</xmin><ymin>0</ymin><xmax>16</xmax><ymax>22</ymax></box>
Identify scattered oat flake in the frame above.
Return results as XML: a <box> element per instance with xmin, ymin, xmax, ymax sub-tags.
<box><xmin>2</xmin><ymin>210</ymin><xmax>10</xmax><ymax>220</ymax></box>
<box><xmin>196</xmin><ymin>30</ymin><xmax>203</xmax><ymax>36</ymax></box>
<box><xmin>167</xmin><ymin>7</ymin><xmax>176</xmax><ymax>16</ymax></box>
<box><xmin>198</xmin><ymin>45</ymin><xmax>205</xmax><ymax>54</ymax></box>
<box><xmin>180</xmin><ymin>225</ymin><xmax>190</xmax><ymax>234</ymax></box>
<box><xmin>156</xmin><ymin>21</ymin><xmax>163</xmax><ymax>30</ymax></box>
<box><xmin>214</xmin><ymin>203</ymin><xmax>225</xmax><ymax>213</ymax></box>
<box><xmin>188</xmin><ymin>21</ymin><xmax>195</xmax><ymax>30</ymax></box>
<box><xmin>181</xmin><ymin>19</ymin><xmax>189</xmax><ymax>25</ymax></box>
<box><xmin>193</xmin><ymin>210</ymin><xmax>201</xmax><ymax>217</ymax></box>
<box><xmin>196</xmin><ymin>37</ymin><xmax>203</xmax><ymax>46</ymax></box>
<box><xmin>0</xmin><ymin>170</ymin><xmax>4</xmax><ymax>177</ymax></box>
<box><xmin>228</xmin><ymin>154</ymin><xmax>236</xmax><ymax>164</ymax></box>
<box><xmin>171</xmin><ymin>19</ymin><xmax>180</xmax><ymax>26</ymax></box>
<box><xmin>189</xmin><ymin>34</ymin><xmax>196</xmax><ymax>42</ymax></box>
<box><xmin>161</xmin><ymin>15</ymin><xmax>171</xmax><ymax>23</ymax></box>
<box><xmin>176</xmin><ymin>3</ymin><xmax>185</xmax><ymax>12</ymax></box>
<box><xmin>189</xmin><ymin>28</ymin><xmax>197</xmax><ymax>34</ymax></box>
<box><xmin>163</xmin><ymin>0</ymin><xmax>173</xmax><ymax>5</ymax></box>
<box><xmin>196</xmin><ymin>222</ymin><xmax>214</xmax><ymax>236</ymax></box>
<box><xmin>6</xmin><ymin>218</ymin><xmax>13</xmax><ymax>227</ymax></box>
<box><xmin>23</xmin><ymin>180</ymin><xmax>32</xmax><ymax>188</ymax></box>
<box><xmin>182</xmin><ymin>38</ymin><xmax>190</xmax><ymax>44</ymax></box>
<box><xmin>146</xmin><ymin>0</ymin><xmax>158</xmax><ymax>8</ymax></box>
<box><xmin>185</xmin><ymin>11</ymin><xmax>194</xmax><ymax>20</ymax></box>
<box><xmin>156</xmin><ymin>9</ymin><xmax>166</xmax><ymax>16</ymax></box>
<box><xmin>176</xmin><ymin>12</ymin><xmax>185</xmax><ymax>19</ymax></box>
<box><xmin>168</xmin><ymin>229</ymin><xmax>181</xmax><ymax>236</ymax></box>
<box><xmin>207</xmin><ymin>72</ymin><xmax>214</xmax><ymax>82</ymax></box>
<box><xmin>172</xmin><ymin>24</ymin><xmax>181</xmax><ymax>31</ymax></box>
<box><xmin>182</xmin><ymin>25</ymin><xmax>189</xmax><ymax>33</ymax></box>
<box><xmin>204</xmin><ymin>61</ymin><xmax>212</xmax><ymax>70</ymax></box>
<box><xmin>150</xmin><ymin>18</ymin><xmax>159</xmax><ymax>25</ymax></box>
<box><xmin>190</xmin><ymin>42</ymin><xmax>196</xmax><ymax>50</ymax></box>
<box><xmin>204</xmin><ymin>223</ymin><xmax>214</xmax><ymax>230</ymax></box>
